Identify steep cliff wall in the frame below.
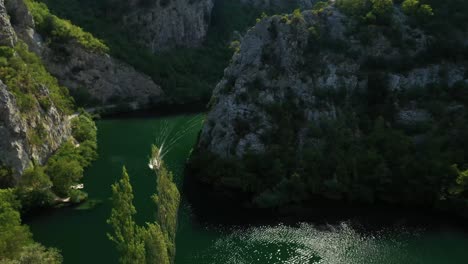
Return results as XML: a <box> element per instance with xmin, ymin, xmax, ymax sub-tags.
<box><xmin>123</xmin><ymin>0</ymin><xmax>214</xmax><ymax>52</ymax></box>
<box><xmin>190</xmin><ymin>4</ymin><xmax>468</xmax><ymax>208</ymax></box>
<box><xmin>6</xmin><ymin>0</ymin><xmax>163</xmax><ymax>106</ymax></box>
<box><xmin>0</xmin><ymin>0</ymin><xmax>17</xmax><ymax>46</ymax></box>
<box><xmin>0</xmin><ymin>80</ymin><xmax>71</xmax><ymax>178</ymax></box>
<box><xmin>240</xmin><ymin>0</ymin><xmax>316</xmax><ymax>10</ymax></box>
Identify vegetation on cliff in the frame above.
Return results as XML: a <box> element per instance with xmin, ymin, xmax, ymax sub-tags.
<box><xmin>16</xmin><ymin>112</ymin><xmax>97</xmax><ymax>212</ymax></box>
<box><xmin>25</xmin><ymin>0</ymin><xmax>108</xmax><ymax>53</ymax></box>
<box><xmin>35</xmin><ymin>0</ymin><xmax>262</xmax><ymax>105</ymax></box>
<box><xmin>0</xmin><ymin>41</ymin><xmax>98</xmax><ymax>206</ymax></box>
<box><xmin>0</xmin><ymin>189</ymin><xmax>62</xmax><ymax>263</ymax></box>
<box><xmin>0</xmin><ymin>42</ymin><xmax>73</xmax><ymax>116</ymax></box>
<box><xmin>108</xmin><ymin>146</ymin><xmax>179</xmax><ymax>264</ymax></box>
<box><xmin>188</xmin><ymin>0</ymin><xmax>468</xmax><ymax>215</ymax></box>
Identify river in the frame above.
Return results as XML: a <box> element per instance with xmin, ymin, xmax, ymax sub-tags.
<box><xmin>28</xmin><ymin>114</ymin><xmax>468</xmax><ymax>264</ymax></box>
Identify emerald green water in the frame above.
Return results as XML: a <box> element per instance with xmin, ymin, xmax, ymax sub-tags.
<box><xmin>28</xmin><ymin>115</ymin><xmax>468</xmax><ymax>264</ymax></box>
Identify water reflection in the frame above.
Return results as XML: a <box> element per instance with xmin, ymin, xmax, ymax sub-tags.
<box><xmin>194</xmin><ymin>222</ymin><xmax>465</xmax><ymax>264</ymax></box>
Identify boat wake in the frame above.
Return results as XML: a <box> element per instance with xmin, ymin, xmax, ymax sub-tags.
<box><xmin>148</xmin><ymin>115</ymin><xmax>203</xmax><ymax>170</ymax></box>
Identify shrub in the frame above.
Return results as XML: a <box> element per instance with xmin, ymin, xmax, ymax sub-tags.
<box><xmin>25</xmin><ymin>0</ymin><xmax>108</xmax><ymax>53</ymax></box>
<box><xmin>402</xmin><ymin>0</ymin><xmax>433</xmax><ymax>18</ymax></box>
<box><xmin>0</xmin><ymin>42</ymin><xmax>74</xmax><ymax>116</ymax></box>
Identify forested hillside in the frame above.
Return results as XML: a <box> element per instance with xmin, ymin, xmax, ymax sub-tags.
<box><xmin>189</xmin><ymin>0</ymin><xmax>468</xmax><ymax>215</ymax></box>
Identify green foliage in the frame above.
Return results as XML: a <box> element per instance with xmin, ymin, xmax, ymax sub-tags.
<box><xmin>43</xmin><ymin>113</ymin><xmax>96</xmax><ymax>198</ymax></box>
<box><xmin>312</xmin><ymin>1</ymin><xmax>331</xmax><ymax>14</ymax></box>
<box><xmin>36</xmin><ymin>0</ymin><xmax>262</xmax><ymax>105</ymax></box>
<box><xmin>15</xmin><ymin>166</ymin><xmax>54</xmax><ymax>212</ymax></box>
<box><xmin>141</xmin><ymin>224</ymin><xmax>170</xmax><ymax>264</ymax></box>
<box><xmin>25</xmin><ymin>0</ymin><xmax>108</xmax><ymax>53</ymax></box>
<box><xmin>152</xmin><ymin>146</ymin><xmax>180</xmax><ymax>261</ymax></box>
<box><xmin>402</xmin><ymin>0</ymin><xmax>433</xmax><ymax>19</ymax></box>
<box><xmin>7</xmin><ymin>244</ymin><xmax>62</xmax><ymax>264</ymax></box>
<box><xmin>13</xmin><ymin>113</ymin><xmax>97</xmax><ymax>210</ymax></box>
<box><xmin>71</xmin><ymin>112</ymin><xmax>97</xmax><ymax>143</ymax></box>
<box><xmin>336</xmin><ymin>0</ymin><xmax>368</xmax><ymax>16</ymax></box>
<box><xmin>189</xmin><ymin>38</ymin><xmax>468</xmax><ymax>211</ymax></box>
<box><xmin>290</xmin><ymin>9</ymin><xmax>305</xmax><ymax>24</ymax></box>
<box><xmin>449</xmin><ymin>165</ymin><xmax>468</xmax><ymax>196</ymax></box>
<box><xmin>46</xmin><ymin>158</ymin><xmax>83</xmax><ymax>198</ymax></box>
<box><xmin>0</xmin><ymin>43</ymin><xmax>74</xmax><ymax>117</ymax></box>
<box><xmin>336</xmin><ymin>0</ymin><xmax>394</xmax><ymax>24</ymax></box>
<box><xmin>108</xmin><ymin>146</ymin><xmax>180</xmax><ymax>264</ymax></box>
<box><xmin>107</xmin><ymin>167</ymin><xmax>146</xmax><ymax>264</ymax></box>
<box><xmin>0</xmin><ymin>166</ymin><xmax>15</xmax><ymax>188</ymax></box>
<box><xmin>0</xmin><ymin>190</ymin><xmax>62</xmax><ymax>263</ymax></box>
<box><xmin>0</xmin><ymin>190</ymin><xmax>32</xmax><ymax>260</ymax></box>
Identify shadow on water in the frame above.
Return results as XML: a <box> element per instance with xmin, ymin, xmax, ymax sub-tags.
<box><xmin>24</xmin><ymin>112</ymin><xmax>468</xmax><ymax>264</ymax></box>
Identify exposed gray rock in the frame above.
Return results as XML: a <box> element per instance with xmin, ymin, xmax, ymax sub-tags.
<box><xmin>0</xmin><ymin>80</ymin><xmax>71</xmax><ymax>178</ymax></box>
<box><xmin>240</xmin><ymin>0</ymin><xmax>317</xmax><ymax>10</ymax></box>
<box><xmin>5</xmin><ymin>0</ymin><xmax>164</xmax><ymax>105</ymax></box>
<box><xmin>40</xmin><ymin>44</ymin><xmax>164</xmax><ymax>105</ymax></box>
<box><xmin>0</xmin><ymin>0</ymin><xmax>16</xmax><ymax>46</ymax></box>
<box><xmin>123</xmin><ymin>0</ymin><xmax>214</xmax><ymax>52</ymax></box>
<box><xmin>4</xmin><ymin>0</ymin><xmax>41</xmax><ymax>52</ymax></box>
<box><xmin>199</xmin><ymin>7</ymin><xmax>467</xmax><ymax>159</ymax></box>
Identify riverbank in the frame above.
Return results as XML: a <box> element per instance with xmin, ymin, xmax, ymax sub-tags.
<box><xmin>23</xmin><ymin>114</ymin><xmax>468</xmax><ymax>264</ymax></box>
<box><xmin>81</xmin><ymin>100</ymin><xmax>207</xmax><ymax>120</ymax></box>
<box><xmin>183</xmin><ymin>169</ymin><xmax>468</xmax><ymax>234</ymax></box>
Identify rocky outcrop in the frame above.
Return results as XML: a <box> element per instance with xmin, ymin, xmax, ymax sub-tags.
<box><xmin>5</xmin><ymin>0</ymin><xmax>163</xmax><ymax>105</ymax></box>
<box><xmin>240</xmin><ymin>0</ymin><xmax>317</xmax><ymax>10</ymax></box>
<box><xmin>40</xmin><ymin>44</ymin><xmax>164</xmax><ymax>105</ymax></box>
<box><xmin>199</xmin><ymin>7</ymin><xmax>467</xmax><ymax>158</ymax></box>
<box><xmin>122</xmin><ymin>0</ymin><xmax>214</xmax><ymax>52</ymax></box>
<box><xmin>0</xmin><ymin>0</ymin><xmax>16</xmax><ymax>46</ymax></box>
<box><xmin>0</xmin><ymin>80</ymin><xmax>71</xmax><ymax>178</ymax></box>
<box><xmin>187</xmin><ymin>4</ymin><xmax>468</xmax><ymax>210</ymax></box>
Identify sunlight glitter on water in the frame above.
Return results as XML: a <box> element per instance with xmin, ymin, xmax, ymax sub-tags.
<box><xmin>194</xmin><ymin>223</ymin><xmax>426</xmax><ymax>264</ymax></box>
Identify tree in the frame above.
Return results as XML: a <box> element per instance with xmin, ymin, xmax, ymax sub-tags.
<box><xmin>449</xmin><ymin>165</ymin><xmax>468</xmax><ymax>196</ymax></box>
<box><xmin>107</xmin><ymin>167</ymin><xmax>146</xmax><ymax>264</ymax></box>
<box><xmin>0</xmin><ymin>166</ymin><xmax>15</xmax><ymax>188</ymax></box>
<box><xmin>402</xmin><ymin>0</ymin><xmax>433</xmax><ymax>18</ymax></box>
<box><xmin>15</xmin><ymin>243</ymin><xmax>62</xmax><ymax>264</ymax></box>
<box><xmin>152</xmin><ymin>160</ymin><xmax>180</xmax><ymax>261</ymax></box>
<box><xmin>109</xmin><ymin>147</ymin><xmax>181</xmax><ymax>264</ymax></box>
<box><xmin>71</xmin><ymin>113</ymin><xmax>97</xmax><ymax>143</ymax></box>
<box><xmin>336</xmin><ymin>0</ymin><xmax>368</xmax><ymax>16</ymax></box>
<box><xmin>16</xmin><ymin>166</ymin><xmax>54</xmax><ymax>211</ymax></box>
<box><xmin>0</xmin><ymin>190</ymin><xmax>33</xmax><ymax>260</ymax></box>
<box><xmin>46</xmin><ymin>159</ymin><xmax>83</xmax><ymax>197</ymax></box>
<box><xmin>370</xmin><ymin>0</ymin><xmax>393</xmax><ymax>19</ymax></box>
<box><xmin>141</xmin><ymin>224</ymin><xmax>170</xmax><ymax>264</ymax></box>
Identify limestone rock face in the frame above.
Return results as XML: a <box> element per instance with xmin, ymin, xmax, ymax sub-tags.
<box><xmin>123</xmin><ymin>0</ymin><xmax>214</xmax><ymax>52</ymax></box>
<box><xmin>198</xmin><ymin>7</ymin><xmax>467</xmax><ymax>159</ymax></box>
<box><xmin>40</xmin><ymin>44</ymin><xmax>164</xmax><ymax>105</ymax></box>
<box><xmin>0</xmin><ymin>80</ymin><xmax>71</xmax><ymax>177</ymax></box>
<box><xmin>5</xmin><ymin>0</ymin><xmax>163</xmax><ymax>105</ymax></box>
<box><xmin>240</xmin><ymin>0</ymin><xmax>317</xmax><ymax>10</ymax></box>
<box><xmin>0</xmin><ymin>0</ymin><xmax>16</xmax><ymax>46</ymax></box>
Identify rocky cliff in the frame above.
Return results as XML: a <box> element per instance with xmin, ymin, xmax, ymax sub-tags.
<box><xmin>189</xmin><ymin>3</ymin><xmax>468</xmax><ymax>209</ymax></box>
<box><xmin>0</xmin><ymin>0</ymin><xmax>16</xmax><ymax>46</ymax></box>
<box><xmin>0</xmin><ymin>80</ymin><xmax>71</xmax><ymax>179</ymax></box>
<box><xmin>0</xmin><ymin>0</ymin><xmax>68</xmax><ymax>179</ymax></box>
<box><xmin>240</xmin><ymin>0</ymin><xmax>316</xmax><ymax>10</ymax></box>
<box><xmin>39</xmin><ymin>44</ymin><xmax>163</xmax><ymax>106</ymax></box>
<box><xmin>122</xmin><ymin>0</ymin><xmax>214</xmax><ymax>52</ymax></box>
<box><xmin>6</xmin><ymin>0</ymin><xmax>163</xmax><ymax>106</ymax></box>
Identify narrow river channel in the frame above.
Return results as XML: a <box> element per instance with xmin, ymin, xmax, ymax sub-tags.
<box><xmin>27</xmin><ymin>114</ymin><xmax>468</xmax><ymax>264</ymax></box>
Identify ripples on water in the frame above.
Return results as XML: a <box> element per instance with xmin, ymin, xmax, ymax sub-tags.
<box><xmin>193</xmin><ymin>223</ymin><xmax>427</xmax><ymax>264</ymax></box>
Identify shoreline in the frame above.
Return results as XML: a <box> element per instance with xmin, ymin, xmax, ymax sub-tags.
<box><xmin>85</xmin><ymin>100</ymin><xmax>208</xmax><ymax>120</ymax></box>
<box><xmin>183</xmin><ymin>167</ymin><xmax>468</xmax><ymax>234</ymax></box>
